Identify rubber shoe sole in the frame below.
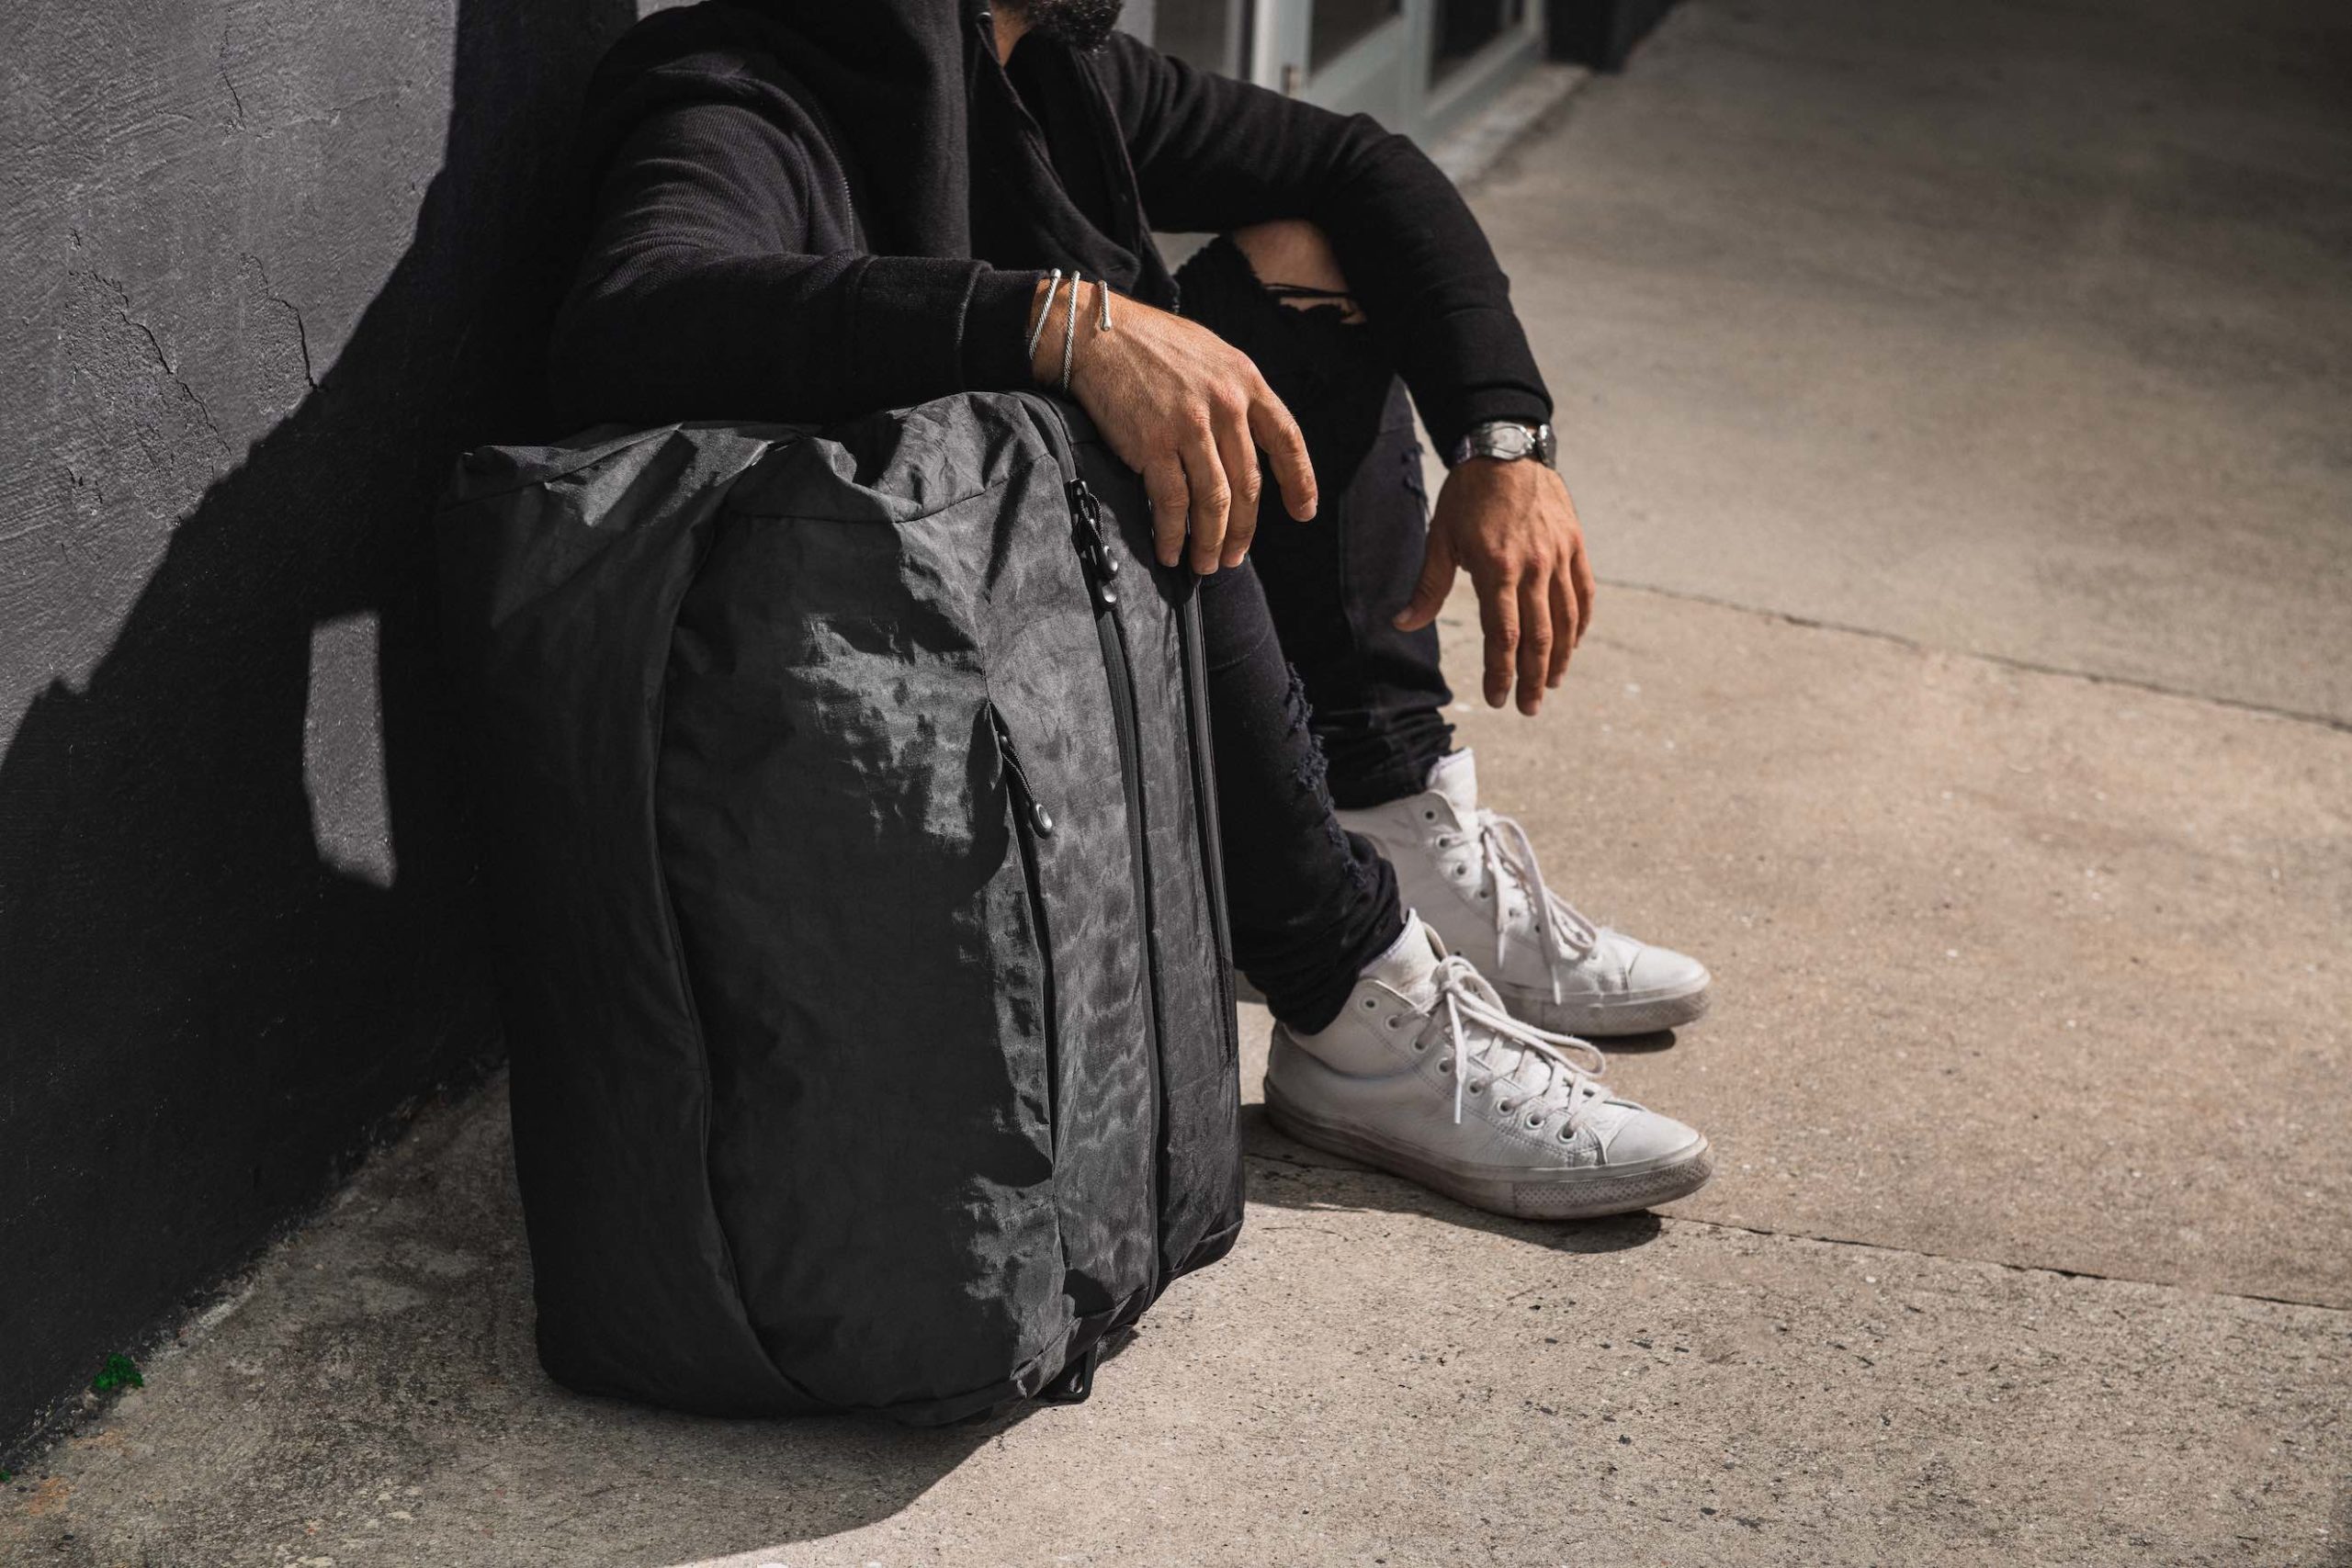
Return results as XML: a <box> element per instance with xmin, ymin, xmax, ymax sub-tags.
<box><xmin>1236</xmin><ymin>973</ymin><xmax>1713</xmax><ymax>1037</ymax></box>
<box><xmin>1506</xmin><ymin>976</ymin><xmax>1713</xmax><ymax>1038</ymax></box>
<box><xmin>1263</xmin><ymin>1080</ymin><xmax>1714</xmax><ymax>1221</ymax></box>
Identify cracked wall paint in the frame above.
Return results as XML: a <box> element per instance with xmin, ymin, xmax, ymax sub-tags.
<box><xmin>0</xmin><ymin>0</ymin><xmax>641</xmax><ymax>1460</ymax></box>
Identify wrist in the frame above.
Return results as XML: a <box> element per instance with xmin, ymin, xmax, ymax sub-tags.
<box><xmin>1025</xmin><ymin>276</ymin><xmax>1111</xmax><ymax>389</ymax></box>
<box><xmin>1023</xmin><ymin>277</ymin><xmax>1059</xmax><ymax>384</ymax></box>
<box><xmin>961</xmin><ymin>268</ymin><xmax>1057</xmax><ymax>390</ymax></box>
<box><xmin>1443</xmin><ymin>419</ymin><xmax>1556</xmax><ymax>469</ymax></box>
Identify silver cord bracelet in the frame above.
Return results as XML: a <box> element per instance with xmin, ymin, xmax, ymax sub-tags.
<box><xmin>1024</xmin><ymin>268</ymin><xmax>1065</xmax><ymax>370</ymax></box>
<box><xmin>1098</xmin><ymin>278</ymin><xmax>1112</xmax><ymax>332</ymax></box>
<box><xmin>1059</xmin><ymin>271</ymin><xmax>1082</xmax><ymax>392</ymax></box>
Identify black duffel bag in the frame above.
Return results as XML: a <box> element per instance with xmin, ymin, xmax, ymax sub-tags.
<box><xmin>435</xmin><ymin>391</ymin><xmax>1242</xmax><ymax>1424</ymax></box>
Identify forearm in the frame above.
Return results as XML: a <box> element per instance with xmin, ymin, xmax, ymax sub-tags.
<box><xmin>548</xmin><ymin>246</ymin><xmax>1043</xmax><ymax>429</ymax></box>
<box><xmin>1303</xmin><ymin>134</ymin><xmax>1552</xmax><ymax>450</ymax></box>
<box><xmin>1097</xmin><ymin>33</ymin><xmax>1551</xmax><ymax>450</ymax></box>
<box><xmin>547</xmin><ymin>98</ymin><xmax>1047</xmax><ymax>431</ymax></box>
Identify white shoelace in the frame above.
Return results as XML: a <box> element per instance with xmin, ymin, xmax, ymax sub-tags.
<box><xmin>1421</xmin><ymin>955</ymin><xmax>1607</xmax><ymax>1125</ymax></box>
<box><xmin>1468</xmin><ymin>809</ymin><xmax>1601</xmax><ymax>1006</ymax></box>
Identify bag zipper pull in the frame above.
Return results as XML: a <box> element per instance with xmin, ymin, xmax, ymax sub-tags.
<box><xmin>990</xmin><ymin>708</ymin><xmax>1055</xmax><ymax>837</ymax></box>
<box><xmin>1067</xmin><ymin>479</ymin><xmax>1119</xmax><ymax>607</ymax></box>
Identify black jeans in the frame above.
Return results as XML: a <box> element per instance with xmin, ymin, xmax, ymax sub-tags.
<box><xmin>1175</xmin><ymin>236</ymin><xmax>1457</xmax><ymax>1032</ymax></box>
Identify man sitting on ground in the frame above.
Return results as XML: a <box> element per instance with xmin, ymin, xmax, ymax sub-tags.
<box><xmin>550</xmin><ymin>0</ymin><xmax>1718</xmax><ymax>1216</ymax></box>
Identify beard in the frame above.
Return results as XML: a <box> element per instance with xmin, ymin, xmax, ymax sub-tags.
<box><xmin>1013</xmin><ymin>0</ymin><xmax>1126</xmax><ymax>51</ymax></box>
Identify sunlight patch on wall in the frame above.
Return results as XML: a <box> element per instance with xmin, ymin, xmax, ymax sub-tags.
<box><xmin>303</xmin><ymin>611</ymin><xmax>395</xmax><ymax>887</ymax></box>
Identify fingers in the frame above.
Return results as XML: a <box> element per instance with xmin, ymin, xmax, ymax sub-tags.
<box><xmin>1516</xmin><ymin>574</ymin><xmax>1553</xmax><ymax>716</ymax></box>
<box><xmin>1547</xmin><ymin>571</ymin><xmax>1576</xmax><ymax>689</ymax></box>
<box><xmin>1179</xmin><ymin>423</ymin><xmax>1232</xmax><ymax>574</ymax></box>
<box><xmin>1569</xmin><ymin>532</ymin><xmax>1597</xmax><ymax>648</ymax></box>
<box><xmin>1393</xmin><ymin>525</ymin><xmax>1457</xmax><ymax>632</ymax></box>
<box><xmin>1213</xmin><ymin>406</ymin><xmax>1261</xmax><ymax>570</ymax></box>
<box><xmin>1481</xmin><ymin>572</ymin><xmax>1521</xmax><ymax>709</ymax></box>
<box><xmin>1144</xmin><ymin>456</ymin><xmax>1190</xmax><ymax>569</ymax></box>
<box><xmin>1247</xmin><ymin>394</ymin><xmax>1317</xmax><ymax>522</ymax></box>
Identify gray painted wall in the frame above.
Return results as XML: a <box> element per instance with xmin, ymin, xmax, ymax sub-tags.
<box><xmin>0</xmin><ymin>0</ymin><xmax>637</xmax><ymax>1454</ymax></box>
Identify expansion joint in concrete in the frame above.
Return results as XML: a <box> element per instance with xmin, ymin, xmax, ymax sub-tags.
<box><xmin>1601</xmin><ymin>577</ymin><xmax>2352</xmax><ymax>738</ymax></box>
<box><xmin>1244</xmin><ymin>1149</ymin><xmax>2349</xmax><ymax>1315</ymax></box>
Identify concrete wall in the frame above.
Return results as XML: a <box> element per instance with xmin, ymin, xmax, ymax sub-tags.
<box><xmin>0</xmin><ymin>0</ymin><xmax>638</xmax><ymax>1455</ymax></box>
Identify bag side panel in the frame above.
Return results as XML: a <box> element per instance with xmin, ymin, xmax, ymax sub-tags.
<box><xmin>1076</xmin><ymin>441</ymin><xmax>1247</xmax><ymax>1281</ymax></box>
<box><xmin>434</xmin><ymin>425</ymin><xmax>805</xmax><ymax>1414</ymax></box>
<box><xmin>980</xmin><ymin>467</ymin><xmax>1159</xmax><ymax>1330</ymax></box>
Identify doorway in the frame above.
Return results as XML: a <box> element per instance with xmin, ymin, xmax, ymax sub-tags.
<box><xmin>1150</xmin><ymin>0</ymin><xmax>1546</xmax><ymax>144</ymax></box>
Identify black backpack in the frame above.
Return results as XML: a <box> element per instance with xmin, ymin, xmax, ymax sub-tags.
<box><xmin>435</xmin><ymin>392</ymin><xmax>1242</xmax><ymax>1424</ymax></box>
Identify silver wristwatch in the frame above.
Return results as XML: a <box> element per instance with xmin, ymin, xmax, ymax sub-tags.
<box><xmin>1444</xmin><ymin>420</ymin><xmax>1557</xmax><ymax>469</ymax></box>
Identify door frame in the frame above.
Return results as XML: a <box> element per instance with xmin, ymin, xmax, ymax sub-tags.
<box><xmin>1246</xmin><ymin>0</ymin><xmax>1547</xmax><ymax>145</ymax></box>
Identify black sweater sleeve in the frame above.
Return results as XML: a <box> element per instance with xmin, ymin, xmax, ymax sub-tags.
<box><xmin>1092</xmin><ymin>34</ymin><xmax>1552</xmax><ymax>452</ymax></box>
<box><xmin>546</xmin><ymin>101</ymin><xmax>1043</xmax><ymax>430</ymax></box>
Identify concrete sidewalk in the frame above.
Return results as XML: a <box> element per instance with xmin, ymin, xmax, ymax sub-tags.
<box><xmin>8</xmin><ymin>0</ymin><xmax>2348</xmax><ymax>1562</ymax></box>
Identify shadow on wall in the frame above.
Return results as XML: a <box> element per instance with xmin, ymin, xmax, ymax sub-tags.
<box><xmin>0</xmin><ymin>0</ymin><xmax>630</xmax><ymax>1454</ymax></box>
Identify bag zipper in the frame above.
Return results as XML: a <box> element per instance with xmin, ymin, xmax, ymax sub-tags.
<box><xmin>991</xmin><ymin>704</ymin><xmax>1057</xmax><ymax>839</ymax></box>
<box><xmin>1063</xmin><ymin>427</ymin><xmax>1233</xmax><ymax>1073</ymax></box>
<box><xmin>1070</xmin><ymin>478</ymin><xmax>1167</xmax><ymax>1279</ymax></box>
<box><xmin>1023</xmin><ymin>396</ymin><xmax>1167</xmax><ymax>1299</ymax></box>
<box><xmin>1067</xmin><ymin>478</ymin><xmax>1120</xmax><ymax>609</ymax></box>
<box><xmin>989</xmin><ymin>703</ymin><xmax>1059</xmax><ymax>1151</ymax></box>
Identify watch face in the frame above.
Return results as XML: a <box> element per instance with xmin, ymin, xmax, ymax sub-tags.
<box><xmin>1489</xmin><ymin>426</ymin><xmax>1533</xmax><ymax>458</ymax></box>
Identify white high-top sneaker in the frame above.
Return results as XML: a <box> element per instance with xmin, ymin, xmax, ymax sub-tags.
<box><xmin>1336</xmin><ymin>750</ymin><xmax>1713</xmax><ymax>1037</ymax></box>
<box><xmin>1265</xmin><ymin>916</ymin><xmax>1713</xmax><ymax>1220</ymax></box>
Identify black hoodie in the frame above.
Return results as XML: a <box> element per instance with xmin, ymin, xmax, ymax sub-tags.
<box><xmin>548</xmin><ymin>0</ymin><xmax>1551</xmax><ymax>450</ymax></box>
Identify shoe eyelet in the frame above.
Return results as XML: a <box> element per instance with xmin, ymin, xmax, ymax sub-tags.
<box><xmin>1385</xmin><ymin>1016</ymin><xmax>1403</xmax><ymax>1031</ymax></box>
<box><xmin>1476</xmin><ymin>889</ymin><xmax>1490</xmax><ymax>900</ymax></box>
<box><xmin>1362</xmin><ymin>997</ymin><xmax>1377</xmax><ymax>1009</ymax></box>
<box><xmin>1438</xmin><ymin>1060</ymin><xmax>1453</xmax><ymax>1074</ymax></box>
<box><xmin>1409</xmin><ymin>1037</ymin><xmax>1427</xmax><ymax>1051</ymax></box>
<box><xmin>1467</xmin><ymin>1082</ymin><xmax>1485</xmax><ymax>1096</ymax></box>
<box><xmin>1525</xmin><ymin>1113</ymin><xmax>1544</xmax><ymax>1129</ymax></box>
<box><xmin>1558</xmin><ymin>1125</ymin><xmax>1576</xmax><ymax>1142</ymax></box>
<box><xmin>1422</xmin><ymin>809</ymin><xmax>1437</xmax><ymax>821</ymax></box>
<box><xmin>1497</xmin><ymin>1100</ymin><xmax>1515</xmax><ymax>1114</ymax></box>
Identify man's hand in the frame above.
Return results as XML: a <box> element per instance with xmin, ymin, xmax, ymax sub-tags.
<box><xmin>1035</xmin><ymin>278</ymin><xmax>1317</xmax><ymax>573</ymax></box>
<box><xmin>1395</xmin><ymin>457</ymin><xmax>1596</xmax><ymax>716</ymax></box>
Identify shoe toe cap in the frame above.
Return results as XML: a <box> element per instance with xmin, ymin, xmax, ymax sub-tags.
<box><xmin>1624</xmin><ymin>942</ymin><xmax>1711</xmax><ymax>998</ymax></box>
<box><xmin>1598</xmin><ymin>1105</ymin><xmax>1708</xmax><ymax>1167</ymax></box>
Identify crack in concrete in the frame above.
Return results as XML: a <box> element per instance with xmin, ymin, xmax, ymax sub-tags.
<box><xmin>77</xmin><ymin>265</ymin><xmax>231</xmax><ymax>453</ymax></box>
<box><xmin>1665</xmin><ymin>1213</ymin><xmax>2349</xmax><ymax>1314</ymax></box>
<box><xmin>1243</xmin><ymin>1148</ymin><xmax>2349</xmax><ymax>1314</ymax></box>
<box><xmin>217</xmin><ymin>25</ymin><xmax>247</xmax><ymax>130</ymax></box>
<box><xmin>1600</xmin><ymin>576</ymin><xmax>2352</xmax><ymax>738</ymax></box>
<box><xmin>243</xmin><ymin>254</ymin><xmax>319</xmax><ymax>389</ymax></box>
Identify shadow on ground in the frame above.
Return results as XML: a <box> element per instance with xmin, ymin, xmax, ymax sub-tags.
<box><xmin>1</xmin><ymin>1079</ymin><xmax>1022</xmax><ymax>1566</ymax></box>
<box><xmin>325</xmin><ymin>1086</ymin><xmax>1029</xmax><ymax>1563</ymax></box>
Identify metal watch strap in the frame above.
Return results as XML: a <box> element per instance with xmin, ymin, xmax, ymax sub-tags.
<box><xmin>1443</xmin><ymin>420</ymin><xmax>1557</xmax><ymax>468</ymax></box>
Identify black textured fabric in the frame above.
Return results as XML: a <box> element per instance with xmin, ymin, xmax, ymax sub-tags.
<box><xmin>548</xmin><ymin>0</ymin><xmax>1551</xmax><ymax>449</ymax></box>
<box><xmin>1178</xmin><ymin>234</ymin><xmax>1457</xmax><ymax>810</ymax></box>
<box><xmin>1193</xmin><ymin>558</ymin><xmax>1407</xmax><ymax>1032</ymax></box>
<box><xmin>435</xmin><ymin>393</ymin><xmax>1240</xmax><ymax>1422</ymax></box>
